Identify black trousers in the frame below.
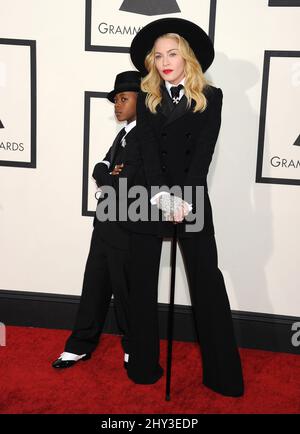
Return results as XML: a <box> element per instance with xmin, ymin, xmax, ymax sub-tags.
<box><xmin>65</xmin><ymin>225</ymin><xmax>130</xmax><ymax>356</ymax></box>
<box><xmin>126</xmin><ymin>231</ymin><xmax>244</xmax><ymax>397</ymax></box>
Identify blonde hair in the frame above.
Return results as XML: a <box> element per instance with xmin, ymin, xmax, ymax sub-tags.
<box><xmin>141</xmin><ymin>33</ymin><xmax>213</xmax><ymax>114</ymax></box>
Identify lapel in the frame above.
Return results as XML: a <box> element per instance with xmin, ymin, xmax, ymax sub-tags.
<box><xmin>156</xmin><ymin>84</ymin><xmax>195</xmax><ymax>127</ymax></box>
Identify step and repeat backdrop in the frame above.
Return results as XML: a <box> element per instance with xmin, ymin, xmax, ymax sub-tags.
<box><xmin>0</xmin><ymin>0</ymin><xmax>299</xmax><ymax>317</ymax></box>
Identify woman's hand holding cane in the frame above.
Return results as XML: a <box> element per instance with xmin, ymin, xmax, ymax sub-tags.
<box><xmin>156</xmin><ymin>193</ymin><xmax>191</xmax><ymax>223</ymax></box>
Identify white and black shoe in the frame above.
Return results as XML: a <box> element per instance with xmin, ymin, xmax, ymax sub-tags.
<box><xmin>52</xmin><ymin>352</ymin><xmax>91</xmax><ymax>369</ymax></box>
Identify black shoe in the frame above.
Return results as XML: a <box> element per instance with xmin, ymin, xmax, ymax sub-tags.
<box><xmin>127</xmin><ymin>364</ymin><xmax>164</xmax><ymax>384</ymax></box>
<box><xmin>52</xmin><ymin>353</ymin><xmax>91</xmax><ymax>369</ymax></box>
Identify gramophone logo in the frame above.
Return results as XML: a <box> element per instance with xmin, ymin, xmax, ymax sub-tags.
<box><xmin>257</xmin><ymin>132</ymin><xmax>300</xmax><ymax>182</ymax></box>
<box><xmin>257</xmin><ymin>133</ymin><xmax>300</xmax><ymax>185</ymax></box>
<box><xmin>87</xmin><ymin>0</ymin><xmax>219</xmax><ymax>53</ymax></box>
<box><xmin>119</xmin><ymin>0</ymin><xmax>180</xmax><ymax>15</ymax></box>
<box><xmin>269</xmin><ymin>135</ymin><xmax>300</xmax><ymax>169</ymax></box>
<box><xmin>294</xmin><ymin>134</ymin><xmax>300</xmax><ymax>146</ymax></box>
<box><xmin>256</xmin><ymin>51</ymin><xmax>300</xmax><ymax>185</ymax></box>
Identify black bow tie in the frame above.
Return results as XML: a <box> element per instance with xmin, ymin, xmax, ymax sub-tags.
<box><xmin>170</xmin><ymin>84</ymin><xmax>184</xmax><ymax>104</ymax></box>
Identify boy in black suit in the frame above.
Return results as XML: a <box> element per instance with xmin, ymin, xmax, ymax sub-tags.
<box><xmin>52</xmin><ymin>71</ymin><xmax>141</xmax><ymax>370</ymax></box>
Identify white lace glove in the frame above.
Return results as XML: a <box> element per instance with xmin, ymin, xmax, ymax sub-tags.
<box><xmin>95</xmin><ymin>188</ymin><xmax>103</xmax><ymax>200</ymax></box>
<box><xmin>155</xmin><ymin>193</ymin><xmax>192</xmax><ymax>223</ymax></box>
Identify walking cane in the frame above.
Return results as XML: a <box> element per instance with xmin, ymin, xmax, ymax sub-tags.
<box><xmin>165</xmin><ymin>221</ymin><xmax>178</xmax><ymax>401</ymax></box>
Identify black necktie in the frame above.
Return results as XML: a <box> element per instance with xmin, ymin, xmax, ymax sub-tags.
<box><xmin>117</xmin><ymin>127</ymin><xmax>127</xmax><ymax>145</ymax></box>
<box><xmin>170</xmin><ymin>84</ymin><xmax>183</xmax><ymax>104</ymax></box>
<box><xmin>115</xmin><ymin>127</ymin><xmax>127</xmax><ymax>150</ymax></box>
<box><xmin>111</xmin><ymin>127</ymin><xmax>126</xmax><ymax>168</ymax></box>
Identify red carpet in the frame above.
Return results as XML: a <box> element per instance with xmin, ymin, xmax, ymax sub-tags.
<box><xmin>0</xmin><ymin>326</ymin><xmax>299</xmax><ymax>414</ymax></box>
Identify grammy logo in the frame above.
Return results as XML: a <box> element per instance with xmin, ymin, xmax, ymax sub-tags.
<box><xmin>293</xmin><ymin>134</ymin><xmax>300</xmax><ymax>146</ymax></box>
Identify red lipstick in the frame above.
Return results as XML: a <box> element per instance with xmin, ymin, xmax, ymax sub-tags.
<box><xmin>163</xmin><ymin>69</ymin><xmax>173</xmax><ymax>74</ymax></box>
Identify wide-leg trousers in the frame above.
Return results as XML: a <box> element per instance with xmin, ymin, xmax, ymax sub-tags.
<box><xmin>126</xmin><ymin>231</ymin><xmax>244</xmax><ymax>397</ymax></box>
<box><xmin>64</xmin><ymin>226</ymin><xmax>130</xmax><ymax>356</ymax></box>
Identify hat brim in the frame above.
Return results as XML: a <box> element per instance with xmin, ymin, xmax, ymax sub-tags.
<box><xmin>107</xmin><ymin>83</ymin><xmax>140</xmax><ymax>102</ymax></box>
<box><xmin>130</xmin><ymin>18</ymin><xmax>214</xmax><ymax>76</ymax></box>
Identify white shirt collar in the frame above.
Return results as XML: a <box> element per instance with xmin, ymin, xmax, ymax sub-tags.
<box><xmin>124</xmin><ymin>119</ymin><xmax>136</xmax><ymax>135</ymax></box>
<box><xmin>165</xmin><ymin>77</ymin><xmax>185</xmax><ymax>98</ymax></box>
<box><xmin>121</xmin><ymin>119</ymin><xmax>136</xmax><ymax>147</ymax></box>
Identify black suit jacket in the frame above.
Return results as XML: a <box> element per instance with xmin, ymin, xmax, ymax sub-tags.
<box><xmin>92</xmin><ymin>127</ymin><xmax>144</xmax><ymax>248</ymax></box>
<box><xmin>132</xmin><ymin>84</ymin><xmax>223</xmax><ymax>238</ymax></box>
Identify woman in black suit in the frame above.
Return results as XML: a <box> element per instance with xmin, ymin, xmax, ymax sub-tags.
<box><xmin>126</xmin><ymin>18</ymin><xmax>244</xmax><ymax>397</ymax></box>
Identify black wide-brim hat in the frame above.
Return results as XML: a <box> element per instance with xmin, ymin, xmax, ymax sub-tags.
<box><xmin>130</xmin><ymin>17</ymin><xmax>215</xmax><ymax>76</ymax></box>
<box><xmin>107</xmin><ymin>70</ymin><xmax>141</xmax><ymax>102</ymax></box>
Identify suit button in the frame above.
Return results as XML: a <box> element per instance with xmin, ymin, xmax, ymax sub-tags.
<box><xmin>162</xmin><ymin>165</ymin><xmax>167</xmax><ymax>171</ymax></box>
<box><xmin>161</xmin><ymin>150</ymin><xmax>167</xmax><ymax>156</ymax></box>
<box><xmin>185</xmin><ymin>149</ymin><xmax>191</xmax><ymax>155</ymax></box>
<box><xmin>186</xmin><ymin>132</ymin><xmax>192</xmax><ymax>138</ymax></box>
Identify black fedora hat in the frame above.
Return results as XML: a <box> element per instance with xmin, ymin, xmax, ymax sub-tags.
<box><xmin>107</xmin><ymin>70</ymin><xmax>141</xmax><ymax>102</ymax></box>
<box><xmin>130</xmin><ymin>17</ymin><xmax>215</xmax><ymax>76</ymax></box>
